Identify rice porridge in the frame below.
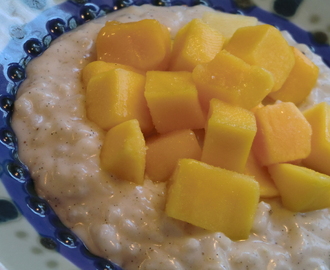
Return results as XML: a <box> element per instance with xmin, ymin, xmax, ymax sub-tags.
<box><xmin>11</xmin><ymin>4</ymin><xmax>330</xmax><ymax>270</ymax></box>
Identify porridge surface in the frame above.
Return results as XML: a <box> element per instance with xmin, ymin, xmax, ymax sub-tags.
<box><xmin>12</xmin><ymin>4</ymin><xmax>330</xmax><ymax>270</ymax></box>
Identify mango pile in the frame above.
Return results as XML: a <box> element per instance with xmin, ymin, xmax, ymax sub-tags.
<box><xmin>82</xmin><ymin>12</ymin><xmax>330</xmax><ymax>241</ymax></box>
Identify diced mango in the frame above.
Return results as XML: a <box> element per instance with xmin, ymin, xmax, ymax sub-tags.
<box><xmin>302</xmin><ymin>102</ymin><xmax>330</xmax><ymax>175</ymax></box>
<box><xmin>166</xmin><ymin>159</ymin><xmax>260</xmax><ymax>240</ymax></box>
<box><xmin>245</xmin><ymin>151</ymin><xmax>279</xmax><ymax>198</ymax></box>
<box><xmin>202</xmin><ymin>11</ymin><xmax>258</xmax><ymax>40</ymax></box>
<box><xmin>268</xmin><ymin>47</ymin><xmax>319</xmax><ymax>104</ymax></box>
<box><xmin>202</xmin><ymin>99</ymin><xmax>256</xmax><ymax>173</ymax></box>
<box><xmin>268</xmin><ymin>163</ymin><xmax>330</xmax><ymax>212</ymax></box>
<box><xmin>81</xmin><ymin>61</ymin><xmax>114</xmax><ymax>88</ymax></box>
<box><xmin>253</xmin><ymin>102</ymin><xmax>312</xmax><ymax>166</ymax></box>
<box><xmin>100</xmin><ymin>119</ymin><xmax>146</xmax><ymax>185</ymax></box>
<box><xmin>81</xmin><ymin>61</ymin><xmax>144</xmax><ymax>89</ymax></box>
<box><xmin>82</xmin><ymin>61</ymin><xmax>145</xmax><ymax>89</ymax></box>
<box><xmin>144</xmin><ymin>71</ymin><xmax>206</xmax><ymax>133</ymax></box>
<box><xmin>145</xmin><ymin>129</ymin><xmax>202</xmax><ymax>182</ymax></box>
<box><xmin>250</xmin><ymin>103</ymin><xmax>264</xmax><ymax>114</ymax></box>
<box><xmin>96</xmin><ymin>19</ymin><xmax>171</xmax><ymax>71</ymax></box>
<box><xmin>225</xmin><ymin>24</ymin><xmax>295</xmax><ymax>91</ymax></box>
<box><xmin>192</xmin><ymin>50</ymin><xmax>274</xmax><ymax>111</ymax></box>
<box><xmin>86</xmin><ymin>68</ymin><xmax>153</xmax><ymax>134</ymax></box>
<box><xmin>169</xmin><ymin>18</ymin><xmax>224</xmax><ymax>72</ymax></box>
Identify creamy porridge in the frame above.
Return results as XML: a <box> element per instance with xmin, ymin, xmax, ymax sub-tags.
<box><xmin>11</xmin><ymin>4</ymin><xmax>330</xmax><ymax>270</ymax></box>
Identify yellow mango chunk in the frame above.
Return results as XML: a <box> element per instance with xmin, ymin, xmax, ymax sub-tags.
<box><xmin>250</xmin><ymin>103</ymin><xmax>264</xmax><ymax>114</ymax></box>
<box><xmin>166</xmin><ymin>159</ymin><xmax>260</xmax><ymax>240</ymax></box>
<box><xmin>96</xmin><ymin>19</ymin><xmax>171</xmax><ymax>71</ymax></box>
<box><xmin>81</xmin><ymin>61</ymin><xmax>113</xmax><ymax>88</ymax></box>
<box><xmin>253</xmin><ymin>102</ymin><xmax>312</xmax><ymax>166</ymax></box>
<box><xmin>86</xmin><ymin>68</ymin><xmax>153</xmax><ymax>134</ymax></box>
<box><xmin>202</xmin><ymin>99</ymin><xmax>257</xmax><ymax>173</ymax></box>
<box><xmin>192</xmin><ymin>50</ymin><xmax>274</xmax><ymax>111</ymax></box>
<box><xmin>145</xmin><ymin>71</ymin><xmax>206</xmax><ymax>133</ymax></box>
<box><xmin>145</xmin><ymin>129</ymin><xmax>202</xmax><ymax>182</ymax></box>
<box><xmin>302</xmin><ymin>102</ymin><xmax>330</xmax><ymax>175</ymax></box>
<box><xmin>81</xmin><ymin>61</ymin><xmax>144</xmax><ymax>89</ymax></box>
<box><xmin>268</xmin><ymin>47</ymin><xmax>319</xmax><ymax>104</ymax></box>
<box><xmin>202</xmin><ymin>11</ymin><xmax>258</xmax><ymax>40</ymax></box>
<box><xmin>100</xmin><ymin>119</ymin><xmax>146</xmax><ymax>185</ymax></box>
<box><xmin>225</xmin><ymin>24</ymin><xmax>295</xmax><ymax>91</ymax></box>
<box><xmin>245</xmin><ymin>151</ymin><xmax>279</xmax><ymax>198</ymax></box>
<box><xmin>268</xmin><ymin>163</ymin><xmax>330</xmax><ymax>212</ymax></box>
<box><xmin>169</xmin><ymin>18</ymin><xmax>224</xmax><ymax>72</ymax></box>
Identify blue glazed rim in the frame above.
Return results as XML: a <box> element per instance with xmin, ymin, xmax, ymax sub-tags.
<box><xmin>0</xmin><ymin>0</ymin><xmax>329</xmax><ymax>269</ymax></box>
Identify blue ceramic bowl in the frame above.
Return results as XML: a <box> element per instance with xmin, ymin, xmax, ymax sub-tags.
<box><xmin>0</xmin><ymin>0</ymin><xmax>329</xmax><ymax>269</ymax></box>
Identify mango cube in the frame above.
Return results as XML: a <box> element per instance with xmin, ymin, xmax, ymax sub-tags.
<box><xmin>81</xmin><ymin>61</ymin><xmax>114</xmax><ymax>88</ymax></box>
<box><xmin>86</xmin><ymin>68</ymin><xmax>153</xmax><ymax>134</ymax></box>
<box><xmin>202</xmin><ymin>11</ymin><xmax>258</xmax><ymax>40</ymax></box>
<box><xmin>169</xmin><ymin>18</ymin><xmax>224</xmax><ymax>72</ymax></box>
<box><xmin>145</xmin><ymin>129</ymin><xmax>202</xmax><ymax>182</ymax></box>
<box><xmin>202</xmin><ymin>99</ymin><xmax>257</xmax><ymax>173</ymax></box>
<box><xmin>100</xmin><ymin>119</ymin><xmax>146</xmax><ymax>185</ymax></box>
<box><xmin>250</xmin><ymin>102</ymin><xmax>264</xmax><ymax>114</ymax></box>
<box><xmin>81</xmin><ymin>61</ymin><xmax>144</xmax><ymax>89</ymax></box>
<box><xmin>268</xmin><ymin>47</ymin><xmax>319</xmax><ymax>104</ymax></box>
<box><xmin>303</xmin><ymin>102</ymin><xmax>330</xmax><ymax>175</ymax></box>
<box><xmin>96</xmin><ymin>19</ymin><xmax>171</xmax><ymax>71</ymax></box>
<box><xmin>245</xmin><ymin>151</ymin><xmax>279</xmax><ymax>198</ymax></box>
<box><xmin>145</xmin><ymin>71</ymin><xmax>206</xmax><ymax>133</ymax></box>
<box><xmin>166</xmin><ymin>159</ymin><xmax>260</xmax><ymax>240</ymax></box>
<box><xmin>268</xmin><ymin>163</ymin><xmax>330</xmax><ymax>212</ymax></box>
<box><xmin>225</xmin><ymin>24</ymin><xmax>295</xmax><ymax>91</ymax></box>
<box><xmin>253</xmin><ymin>102</ymin><xmax>312</xmax><ymax>166</ymax></box>
<box><xmin>192</xmin><ymin>50</ymin><xmax>274</xmax><ymax>111</ymax></box>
